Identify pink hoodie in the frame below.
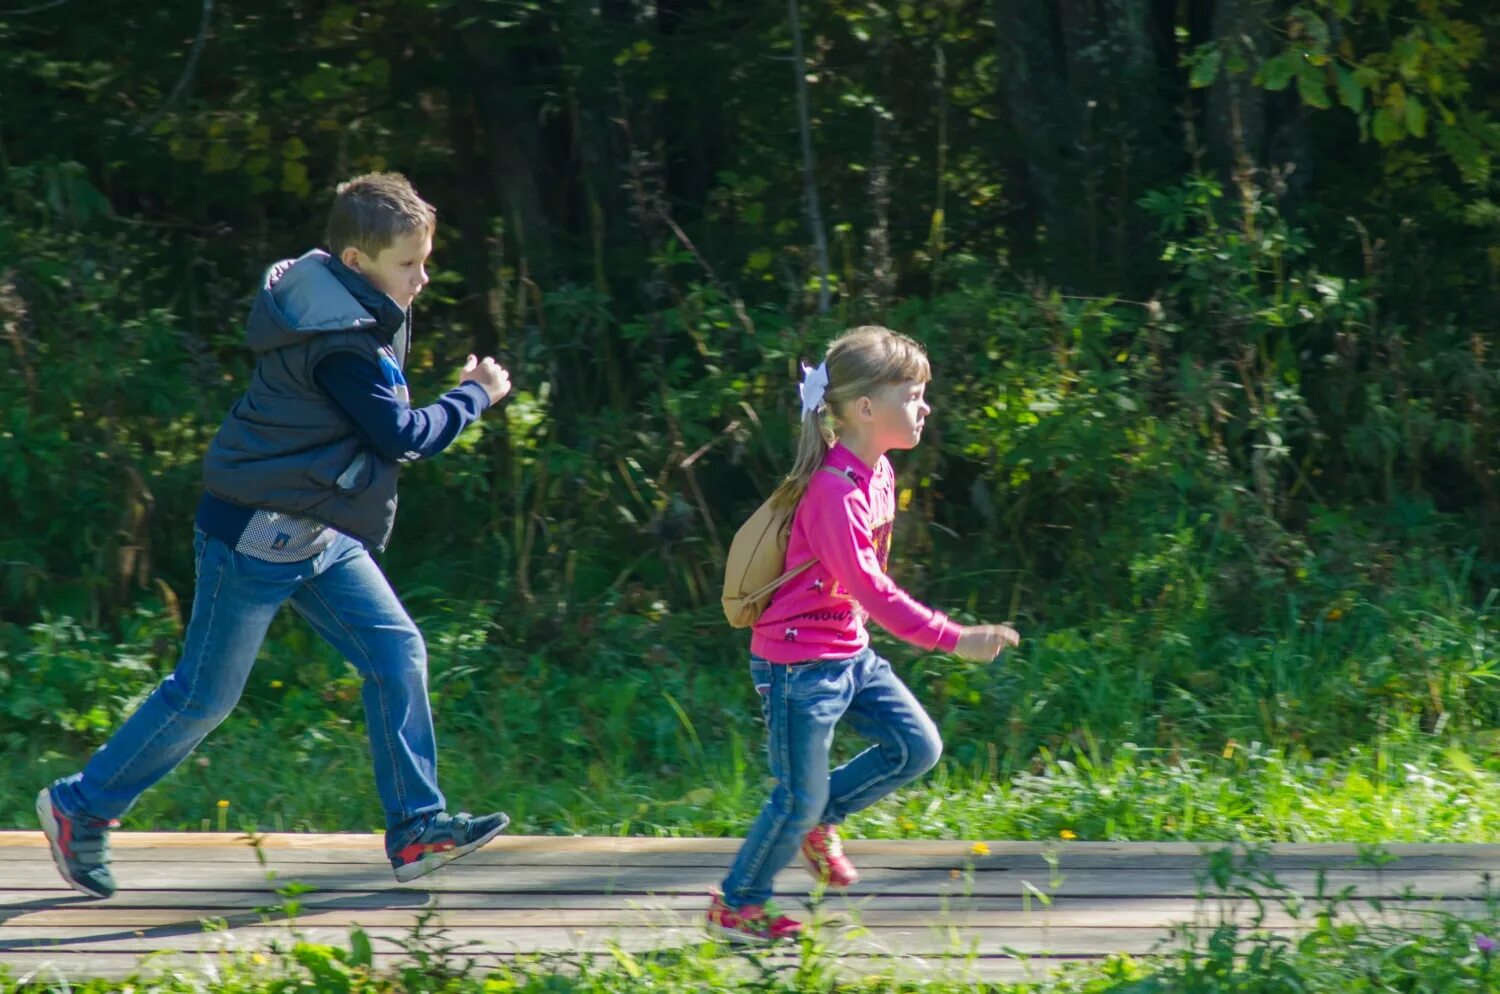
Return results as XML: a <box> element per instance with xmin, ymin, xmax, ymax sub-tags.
<box><xmin>750</xmin><ymin>441</ymin><xmax>964</xmax><ymax>663</ymax></box>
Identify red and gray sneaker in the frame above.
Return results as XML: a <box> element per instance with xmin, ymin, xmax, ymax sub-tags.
<box><xmin>36</xmin><ymin>788</ymin><xmax>119</xmax><ymax>899</ymax></box>
<box><xmin>388</xmin><ymin>809</ymin><xmax>509</xmax><ymax>883</ymax></box>
<box><xmin>800</xmin><ymin>823</ymin><xmax>859</xmax><ymax>888</ymax></box>
<box><xmin>706</xmin><ymin>891</ymin><xmax>802</xmax><ymax>944</ymax></box>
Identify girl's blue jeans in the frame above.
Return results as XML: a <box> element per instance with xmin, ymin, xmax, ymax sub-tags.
<box><xmin>720</xmin><ymin>648</ymin><xmax>943</xmax><ymax>908</ymax></box>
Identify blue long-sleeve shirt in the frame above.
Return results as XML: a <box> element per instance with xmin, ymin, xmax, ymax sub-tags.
<box><xmin>312</xmin><ymin>352</ymin><xmax>492</xmax><ymax>463</ymax></box>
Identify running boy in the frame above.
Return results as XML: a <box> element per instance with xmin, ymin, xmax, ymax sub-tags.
<box><xmin>39</xmin><ymin>173</ymin><xmax>511</xmax><ymax>897</ymax></box>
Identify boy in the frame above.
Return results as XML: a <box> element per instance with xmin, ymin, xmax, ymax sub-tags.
<box><xmin>38</xmin><ymin>173</ymin><xmax>511</xmax><ymax>897</ymax></box>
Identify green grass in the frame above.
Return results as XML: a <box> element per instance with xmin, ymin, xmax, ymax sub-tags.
<box><xmin>2</xmin><ymin>564</ymin><xmax>1498</xmax><ymax>842</ymax></box>
<box><xmin>10</xmin><ymin>726</ymin><xmax>1500</xmax><ymax>843</ymax></box>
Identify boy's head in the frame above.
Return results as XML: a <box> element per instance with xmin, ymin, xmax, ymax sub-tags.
<box><xmin>327</xmin><ymin>172</ymin><xmax>435</xmax><ymax>311</ymax></box>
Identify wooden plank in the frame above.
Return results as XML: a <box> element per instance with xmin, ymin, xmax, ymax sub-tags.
<box><xmin>0</xmin><ymin>831</ymin><xmax>1488</xmax><ymax>857</ymax></box>
<box><xmin>0</xmin><ymin>863</ymin><xmax>1489</xmax><ymax>898</ymax></box>
<box><xmin>0</xmin><ymin>922</ymin><xmax>1180</xmax><ymax>956</ymax></box>
<box><xmin>2</xmin><ymin>889</ymin><xmax>1483</xmax><ymax>922</ymax></box>
<box><xmin>11</xmin><ymin>848</ymin><xmax>1494</xmax><ymax>873</ymax></box>
<box><xmin>3</xmin><ymin>833</ymin><xmax>1496</xmax><ymax>870</ymax></box>
<box><xmin>2</xmin><ymin>898</ymin><xmax>1485</xmax><ymax>930</ymax></box>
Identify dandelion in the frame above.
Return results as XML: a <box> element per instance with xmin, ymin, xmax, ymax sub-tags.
<box><xmin>970</xmin><ymin>842</ymin><xmax>991</xmax><ymax>857</ymax></box>
<box><xmin>270</xmin><ymin>680</ymin><xmax>284</xmax><ymax>689</ymax></box>
<box><xmin>1060</xmin><ymin>829</ymin><xmax>1078</xmax><ymax>840</ymax></box>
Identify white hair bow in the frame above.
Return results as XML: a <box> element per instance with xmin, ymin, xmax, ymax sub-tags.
<box><xmin>799</xmin><ymin>362</ymin><xmax>829</xmax><ymax>418</ymax></box>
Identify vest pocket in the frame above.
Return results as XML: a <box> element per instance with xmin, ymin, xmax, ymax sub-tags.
<box><xmin>333</xmin><ymin>451</ymin><xmax>371</xmax><ymax>492</ymax></box>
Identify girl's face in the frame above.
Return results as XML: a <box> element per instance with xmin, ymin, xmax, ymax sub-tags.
<box><xmin>869</xmin><ymin>380</ymin><xmax>931</xmax><ymax>452</ymax></box>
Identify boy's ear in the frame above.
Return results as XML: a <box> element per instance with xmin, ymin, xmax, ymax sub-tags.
<box><xmin>339</xmin><ymin>246</ymin><xmax>364</xmax><ymax>271</ymax></box>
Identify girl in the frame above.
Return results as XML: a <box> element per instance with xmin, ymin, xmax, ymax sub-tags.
<box><xmin>708</xmin><ymin>326</ymin><xmax>1018</xmax><ymax>943</ymax></box>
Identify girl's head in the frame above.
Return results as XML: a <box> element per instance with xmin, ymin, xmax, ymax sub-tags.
<box><xmin>771</xmin><ymin>326</ymin><xmax>933</xmax><ymax>509</ymax></box>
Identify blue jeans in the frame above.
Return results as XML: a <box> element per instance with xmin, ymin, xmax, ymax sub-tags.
<box><xmin>720</xmin><ymin>648</ymin><xmax>943</xmax><ymax>908</ymax></box>
<box><xmin>51</xmin><ymin>529</ymin><xmax>446</xmax><ymax>843</ymax></box>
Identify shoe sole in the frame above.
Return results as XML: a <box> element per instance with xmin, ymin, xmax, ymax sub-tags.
<box><xmin>391</xmin><ymin>813</ymin><xmax>511</xmax><ymax>883</ymax></box>
<box><xmin>706</xmin><ymin>921</ymin><xmax>791</xmax><ymax>945</ymax></box>
<box><xmin>35</xmin><ymin>789</ymin><xmax>113</xmax><ymax>900</ymax></box>
<box><xmin>799</xmin><ymin>848</ymin><xmax>859</xmax><ymax>889</ymax></box>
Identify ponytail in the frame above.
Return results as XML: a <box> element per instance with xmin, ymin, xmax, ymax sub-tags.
<box><xmin>769</xmin><ymin>406</ymin><xmax>835</xmax><ymax>511</ymax></box>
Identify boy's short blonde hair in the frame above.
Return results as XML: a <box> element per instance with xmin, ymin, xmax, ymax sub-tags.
<box><xmin>326</xmin><ymin>172</ymin><xmax>436</xmax><ymax>258</ymax></box>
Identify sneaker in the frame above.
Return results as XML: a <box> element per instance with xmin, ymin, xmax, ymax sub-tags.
<box><xmin>36</xmin><ymin>788</ymin><xmax>118</xmax><ymax>899</ymax></box>
<box><xmin>800</xmin><ymin>823</ymin><xmax>859</xmax><ymax>888</ymax></box>
<box><xmin>388</xmin><ymin>809</ymin><xmax>509</xmax><ymax>883</ymax></box>
<box><xmin>706</xmin><ymin>891</ymin><xmax>802</xmax><ymax>944</ymax></box>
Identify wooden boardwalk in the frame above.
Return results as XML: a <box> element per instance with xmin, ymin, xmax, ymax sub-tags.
<box><xmin>2</xmin><ymin>832</ymin><xmax>1499</xmax><ymax>983</ymax></box>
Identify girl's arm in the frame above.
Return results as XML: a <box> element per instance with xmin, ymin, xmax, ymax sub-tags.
<box><xmin>804</xmin><ymin>487</ymin><xmax>963</xmax><ymax>652</ymax></box>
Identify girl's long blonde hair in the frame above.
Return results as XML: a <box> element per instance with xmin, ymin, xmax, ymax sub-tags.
<box><xmin>770</xmin><ymin>325</ymin><xmax>932</xmax><ymax>511</ymax></box>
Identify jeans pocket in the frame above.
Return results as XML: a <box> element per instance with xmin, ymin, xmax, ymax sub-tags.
<box><xmin>749</xmin><ymin>657</ymin><xmax>772</xmax><ymax>725</ymax></box>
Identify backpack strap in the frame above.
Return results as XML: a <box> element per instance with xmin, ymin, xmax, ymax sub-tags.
<box><xmin>755</xmin><ymin>464</ymin><xmax>858</xmax><ymax>600</ymax></box>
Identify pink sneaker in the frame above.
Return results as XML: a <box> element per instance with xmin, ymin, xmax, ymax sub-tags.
<box><xmin>706</xmin><ymin>891</ymin><xmax>802</xmax><ymax>944</ymax></box>
<box><xmin>800</xmin><ymin>823</ymin><xmax>859</xmax><ymax>888</ymax></box>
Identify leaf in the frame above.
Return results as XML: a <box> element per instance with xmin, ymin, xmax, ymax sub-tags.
<box><xmin>347</xmin><ymin>927</ymin><xmax>373</xmax><ymax>968</ymax></box>
<box><xmin>1297</xmin><ymin>68</ymin><xmax>1331</xmax><ymax>110</ymax></box>
<box><xmin>1437</xmin><ymin>120</ymin><xmax>1490</xmax><ymax>185</ymax></box>
<box><xmin>1335</xmin><ymin>67</ymin><xmax>1365</xmax><ymax>112</ymax></box>
<box><xmin>1189</xmin><ymin>44</ymin><xmax>1222</xmax><ymax>89</ymax></box>
<box><xmin>281</xmin><ymin>160</ymin><xmax>311</xmax><ymax>198</ymax></box>
<box><xmin>1372</xmin><ymin>107</ymin><xmax>1404</xmax><ymax>144</ymax></box>
<box><xmin>204</xmin><ymin>142</ymin><xmax>240</xmax><ymax>174</ymax></box>
<box><xmin>1404</xmin><ymin>96</ymin><xmax>1428</xmax><ymax>137</ymax></box>
<box><xmin>1257</xmin><ymin>53</ymin><xmax>1295</xmax><ymax>91</ymax></box>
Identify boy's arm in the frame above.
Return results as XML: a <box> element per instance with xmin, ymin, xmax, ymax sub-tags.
<box><xmin>313</xmin><ymin>352</ymin><xmax>491</xmax><ymax>463</ymax></box>
<box><xmin>802</xmin><ymin>487</ymin><xmax>964</xmax><ymax>653</ymax></box>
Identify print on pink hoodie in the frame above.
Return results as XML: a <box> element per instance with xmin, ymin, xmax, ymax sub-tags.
<box><xmin>750</xmin><ymin>441</ymin><xmax>963</xmax><ymax>663</ymax></box>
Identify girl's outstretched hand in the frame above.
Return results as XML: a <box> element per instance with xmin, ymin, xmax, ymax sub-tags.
<box><xmin>954</xmin><ymin>623</ymin><xmax>1021</xmax><ymax>662</ymax></box>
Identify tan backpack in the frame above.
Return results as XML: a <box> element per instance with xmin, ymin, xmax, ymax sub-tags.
<box><xmin>722</xmin><ymin>466</ymin><xmax>852</xmax><ymax>628</ymax></box>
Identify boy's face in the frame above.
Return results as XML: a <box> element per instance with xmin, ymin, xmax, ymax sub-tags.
<box><xmin>341</xmin><ymin>227</ymin><xmax>433</xmax><ymax>311</ymax></box>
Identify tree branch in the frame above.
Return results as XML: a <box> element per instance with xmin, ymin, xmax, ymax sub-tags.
<box><xmin>0</xmin><ymin>0</ymin><xmax>71</xmax><ymax>16</ymax></box>
<box><xmin>136</xmin><ymin>0</ymin><xmax>215</xmax><ymax>134</ymax></box>
<box><xmin>788</xmin><ymin>0</ymin><xmax>830</xmax><ymax>315</ymax></box>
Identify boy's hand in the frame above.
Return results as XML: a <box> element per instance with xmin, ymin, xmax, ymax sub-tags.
<box><xmin>954</xmin><ymin>623</ymin><xmax>1021</xmax><ymax>662</ymax></box>
<box><xmin>461</xmin><ymin>354</ymin><xmax>511</xmax><ymax>406</ymax></box>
